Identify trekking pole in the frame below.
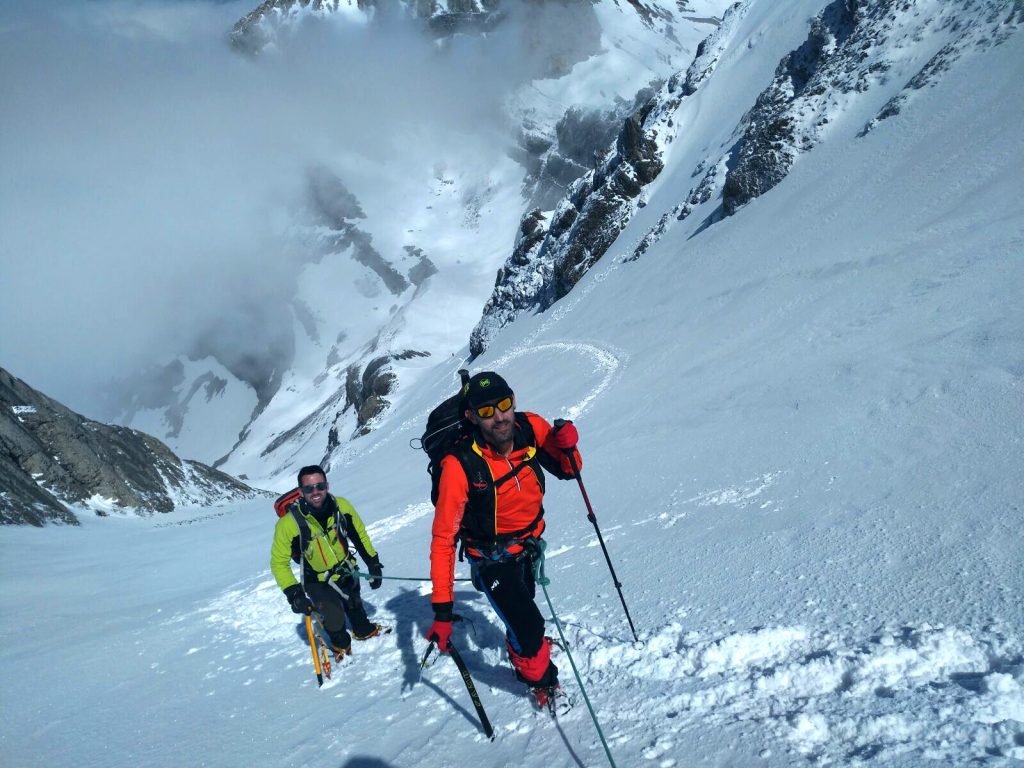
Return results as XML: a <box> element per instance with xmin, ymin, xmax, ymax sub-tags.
<box><xmin>422</xmin><ymin>637</ymin><xmax>495</xmax><ymax>741</ymax></box>
<box><xmin>554</xmin><ymin>419</ymin><xmax>639</xmax><ymax>644</ymax></box>
<box><xmin>304</xmin><ymin>613</ymin><xmax>325</xmax><ymax>687</ymax></box>
<box><xmin>533</xmin><ymin>540</ymin><xmax>618</xmax><ymax>768</ymax></box>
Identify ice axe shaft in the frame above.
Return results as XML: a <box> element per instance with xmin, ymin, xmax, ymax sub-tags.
<box><xmin>554</xmin><ymin>419</ymin><xmax>639</xmax><ymax>643</ymax></box>
<box><xmin>304</xmin><ymin>613</ymin><xmax>324</xmax><ymax>687</ymax></box>
<box><xmin>449</xmin><ymin>642</ymin><xmax>495</xmax><ymax>740</ymax></box>
<box><xmin>422</xmin><ymin>638</ymin><xmax>495</xmax><ymax>740</ymax></box>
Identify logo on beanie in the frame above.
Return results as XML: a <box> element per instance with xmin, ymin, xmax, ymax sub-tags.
<box><xmin>480</xmin><ymin>378</ymin><xmax>492</xmax><ymax>388</ymax></box>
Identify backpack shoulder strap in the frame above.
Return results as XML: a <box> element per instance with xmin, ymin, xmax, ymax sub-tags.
<box><xmin>515</xmin><ymin>411</ymin><xmax>537</xmax><ymax>443</ymax></box>
<box><xmin>287</xmin><ymin>503</ymin><xmax>312</xmax><ymax>587</ymax></box>
<box><xmin>288</xmin><ymin>505</ymin><xmax>311</xmax><ymax>541</ymax></box>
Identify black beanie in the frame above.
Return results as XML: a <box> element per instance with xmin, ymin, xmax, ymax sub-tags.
<box><xmin>464</xmin><ymin>371</ymin><xmax>514</xmax><ymax>408</ymax></box>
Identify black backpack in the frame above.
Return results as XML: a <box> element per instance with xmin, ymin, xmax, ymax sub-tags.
<box><xmin>414</xmin><ymin>369</ymin><xmax>472</xmax><ymax>505</ymax></box>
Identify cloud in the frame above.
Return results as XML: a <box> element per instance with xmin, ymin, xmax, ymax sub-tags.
<box><xmin>0</xmin><ymin>0</ymin><xmax>591</xmax><ymax>418</ymax></box>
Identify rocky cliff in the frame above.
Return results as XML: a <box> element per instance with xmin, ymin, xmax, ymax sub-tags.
<box><xmin>0</xmin><ymin>368</ymin><xmax>261</xmax><ymax>526</ymax></box>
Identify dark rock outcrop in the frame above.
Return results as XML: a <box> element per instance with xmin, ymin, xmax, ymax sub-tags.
<box><xmin>723</xmin><ymin>0</ymin><xmax>1022</xmax><ymax>214</ymax></box>
<box><xmin>308</xmin><ymin>167</ymin><xmax>411</xmax><ymax>295</ymax></box>
<box><xmin>721</xmin><ymin>0</ymin><xmax>859</xmax><ymax>215</ymax></box>
<box><xmin>342</xmin><ymin>350</ymin><xmax>429</xmax><ymax>435</ymax></box>
<box><xmin>470</xmin><ymin>81</ymin><xmax>679</xmax><ymax>357</ymax></box>
<box><xmin>518</xmin><ymin>104</ymin><xmax>631</xmax><ymax>210</ymax></box>
<box><xmin>0</xmin><ymin>368</ymin><xmax>261</xmax><ymax>526</ymax></box>
<box><xmin>231</xmin><ymin>0</ymin><xmax>502</xmax><ymax>54</ymax></box>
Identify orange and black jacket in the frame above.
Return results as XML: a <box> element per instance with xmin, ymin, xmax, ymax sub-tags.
<box><xmin>429</xmin><ymin>411</ymin><xmax>581</xmax><ymax>605</ymax></box>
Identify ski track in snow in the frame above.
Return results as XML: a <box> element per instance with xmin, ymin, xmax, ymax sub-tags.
<box><xmin>489</xmin><ymin>340</ymin><xmax>626</xmax><ymax>422</ymax></box>
<box><xmin>365</xmin><ymin>501</ymin><xmax>433</xmax><ymax>541</ymax></box>
<box><xmin>336</xmin><ymin>340</ymin><xmax>622</xmax><ymax>469</ymax></box>
<box><xmin>638</xmin><ymin>471</ymin><xmax>786</xmax><ymax>528</ymax></box>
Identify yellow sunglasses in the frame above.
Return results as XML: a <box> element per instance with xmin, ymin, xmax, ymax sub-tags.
<box><xmin>474</xmin><ymin>396</ymin><xmax>513</xmax><ymax>419</ymax></box>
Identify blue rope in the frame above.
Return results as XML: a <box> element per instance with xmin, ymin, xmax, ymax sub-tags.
<box><xmin>533</xmin><ymin>540</ymin><xmax>618</xmax><ymax>768</ymax></box>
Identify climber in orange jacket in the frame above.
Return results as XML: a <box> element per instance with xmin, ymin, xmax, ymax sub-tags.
<box><xmin>426</xmin><ymin>371</ymin><xmax>581</xmax><ymax>709</ymax></box>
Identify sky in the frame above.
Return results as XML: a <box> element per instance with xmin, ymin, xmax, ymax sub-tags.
<box><xmin>0</xmin><ymin>0</ymin><xmax>581</xmax><ymax>419</ymax></box>
<box><xmin>1</xmin><ymin>2</ymin><xmax>1022</xmax><ymax>765</ymax></box>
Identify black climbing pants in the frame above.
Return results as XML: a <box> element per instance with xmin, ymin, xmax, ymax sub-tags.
<box><xmin>305</xmin><ymin>576</ymin><xmax>374</xmax><ymax>648</ymax></box>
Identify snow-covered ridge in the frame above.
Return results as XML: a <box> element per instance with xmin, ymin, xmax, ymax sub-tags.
<box><xmin>469</xmin><ymin>0</ymin><xmax>1024</xmax><ymax>356</ymax></box>
<box><xmin>230</xmin><ymin>0</ymin><xmax>505</xmax><ymax>54</ymax></box>
<box><xmin>720</xmin><ymin>0</ymin><xmax>1024</xmax><ymax>217</ymax></box>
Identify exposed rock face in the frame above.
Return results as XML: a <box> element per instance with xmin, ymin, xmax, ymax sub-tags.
<box><xmin>516</xmin><ymin>103</ymin><xmax>636</xmax><ymax>211</ymax></box>
<box><xmin>0</xmin><ymin>368</ymin><xmax>261</xmax><ymax>526</ymax></box>
<box><xmin>342</xmin><ymin>349</ymin><xmax>429</xmax><ymax>436</ymax></box>
<box><xmin>721</xmin><ymin>0</ymin><xmax>859</xmax><ymax>215</ymax></box>
<box><xmin>259</xmin><ymin>347</ymin><xmax>428</xmax><ymax>467</ymax></box>
<box><xmin>231</xmin><ymin>0</ymin><xmax>369</xmax><ymax>54</ymax></box>
<box><xmin>307</xmin><ymin>166</ymin><xmax>411</xmax><ymax>295</ymax></box>
<box><xmin>470</xmin><ymin>81</ymin><xmax>678</xmax><ymax>357</ymax></box>
<box><xmin>722</xmin><ymin>0</ymin><xmax>1022</xmax><ymax>215</ymax></box>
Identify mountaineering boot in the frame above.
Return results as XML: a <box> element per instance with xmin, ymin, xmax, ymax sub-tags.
<box><xmin>353</xmin><ymin>623</ymin><xmax>391</xmax><ymax>641</ymax></box>
<box><xmin>329</xmin><ymin>637</ymin><xmax>352</xmax><ymax>662</ymax></box>
<box><xmin>530</xmin><ymin>684</ymin><xmax>573</xmax><ymax>716</ymax></box>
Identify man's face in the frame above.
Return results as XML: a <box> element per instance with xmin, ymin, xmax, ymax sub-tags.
<box><xmin>299</xmin><ymin>472</ymin><xmax>329</xmax><ymax>509</ymax></box>
<box><xmin>467</xmin><ymin>395</ymin><xmax>515</xmax><ymax>448</ymax></box>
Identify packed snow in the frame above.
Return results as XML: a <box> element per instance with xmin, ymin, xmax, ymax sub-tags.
<box><xmin>1</xmin><ymin>1</ymin><xmax>1022</xmax><ymax>767</ymax></box>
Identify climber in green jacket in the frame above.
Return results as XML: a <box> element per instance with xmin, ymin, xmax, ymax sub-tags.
<box><xmin>271</xmin><ymin>464</ymin><xmax>385</xmax><ymax>657</ymax></box>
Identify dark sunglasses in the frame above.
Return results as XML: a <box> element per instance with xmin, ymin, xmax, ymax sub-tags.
<box><xmin>475</xmin><ymin>396</ymin><xmax>513</xmax><ymax>419</ymax></box>
<box><xmin>300</xmin><ymin>481</ymin><xmax>328</xmax><ymax>494</ymax></box>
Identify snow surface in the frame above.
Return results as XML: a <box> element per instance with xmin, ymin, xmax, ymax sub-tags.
<box><xmin>2</xmin><ymin>1</ymin><xmax>1023</xmax><ymax>767</ymax></box>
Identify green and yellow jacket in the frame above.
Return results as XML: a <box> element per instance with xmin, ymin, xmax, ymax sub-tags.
<box><xmin>270</xmin><ymin>494</ymin><xmax>378</xmax><ymax>591</ymax></box>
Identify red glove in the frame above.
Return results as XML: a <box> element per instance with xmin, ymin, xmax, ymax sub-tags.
<box><xmin>427</xmin><ymin>619</ymin><xmax>453</xmax><ymax>651</ymax></box>
<box><xmin>428</xmin><ymin>602</ymin><xmax>454</xmax><ymax>651</ymax></box>
<box><xmin>553</xmin><ymin>421</ymin><xmax>578</xmax><ymax>451</ymax></box>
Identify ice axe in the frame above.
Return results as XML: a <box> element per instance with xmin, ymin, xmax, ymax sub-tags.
<box><xmin>304</xmin><ymin>613</ymin><xmax>332</xmax><ymax>686</ymax></box>
<box><xmin>554</xmin><ymin>418</ymin><xmax>639</xmax><ymax>643</ymax></box>
<box><xmin>421</xmin><ymin>629</ymin><xmax>495</xmax><ymax>741</ymax></box>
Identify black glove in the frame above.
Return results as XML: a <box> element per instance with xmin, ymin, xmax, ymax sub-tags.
<box><xmin>284</xmin><ymin>584</ymin><xmax>313</xmax><ymax>615</ymax></box>
<box><xmin>366</xmin><ymin>556</ymin><xmax>384</xmax><ymax>590</ymax></box>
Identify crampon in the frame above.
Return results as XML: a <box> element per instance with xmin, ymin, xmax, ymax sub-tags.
<box><xmin>530</xmin><ymin>684</ymin><xmax>573</xmax><ymax>716</ymax></box>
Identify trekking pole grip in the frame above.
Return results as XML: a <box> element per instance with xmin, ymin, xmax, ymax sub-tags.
<box><xmin>554</xmin><ymin>421</ymin><xmax>596</xmax><ymax>521</ymax></box>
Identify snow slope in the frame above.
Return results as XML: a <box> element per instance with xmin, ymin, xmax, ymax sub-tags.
<box><xmin>1</xmin><ymin>1</ymin><xmax>1022</xmax><ymax>766</ymax></box>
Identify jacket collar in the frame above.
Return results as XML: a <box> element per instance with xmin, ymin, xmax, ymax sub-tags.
<box><xmin>299</xmin><ymin>494</ymin><xmax>337</xmax><ymax>525</ymax></box>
